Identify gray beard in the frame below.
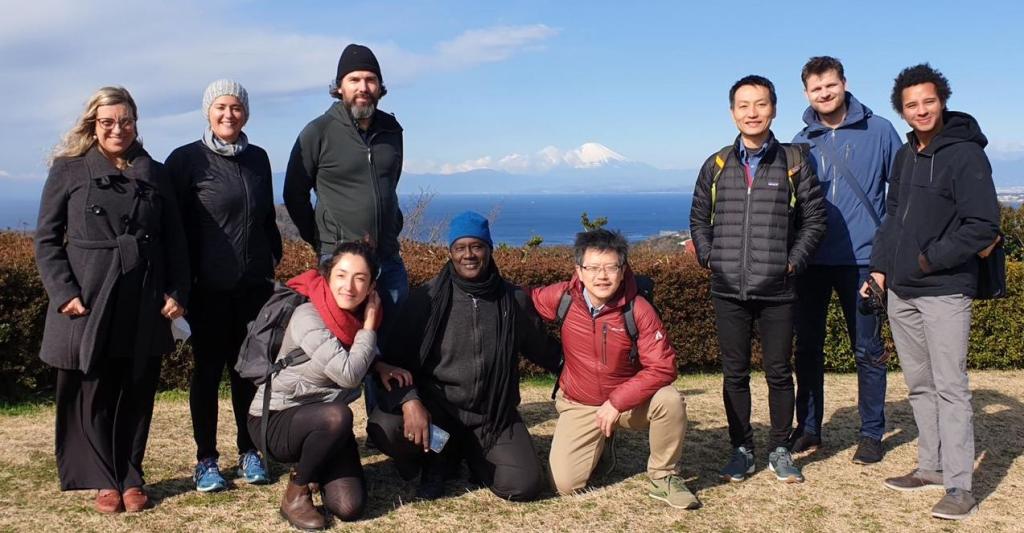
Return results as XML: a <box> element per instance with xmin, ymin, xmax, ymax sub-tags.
<box><xmin>347</xmin><ymin>101</ymin><xmax>376</xmax><ymax>120</ymax></box>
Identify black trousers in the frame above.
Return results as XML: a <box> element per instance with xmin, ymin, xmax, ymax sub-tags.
<box><xmin>366</xmin><ymin>404</ymin><xmax>546</xmax><ymax>501</ymax></box>
<box><xmin>247</xmin><ymin>401</ymin><xmax>363</xmax><ymax>486</ymax></box>
<box><xmin>189</xmin><ymin>283</ymin><xmax>272</xmax><ymax>461</ymax></box>
<box><xmin>712</xmin><ymin>296</ymin><xmax>796</xmax><ymax>451</ymax></box>
<box><xmin>55</xmin><ymin>356</ymin><xmax>161</xmax><ymax>491</ymax></box>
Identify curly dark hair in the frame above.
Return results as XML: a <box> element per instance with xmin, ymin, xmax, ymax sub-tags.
<box><xmin>729</xmin><ymin>75</ymin><xmax>777</xmax><ymax>108</ymax></box>
<box><xmin>801</xmin><ymin>56</ymin><xmax>845</xmax><ymax>86</ymax></box>
<box><xmin>891</xmin><ymin>63</ymin><xmax>951</xmax><ymax>114</ymax></box>
<box><xmin>574</xmin><ymin>229</ymin><xmax>629</xmax><ymax>266</ymax></box>
<box><xmin>318</xmin><ymin>240</ymin><xmax>381</xmax><ymax>281</ymax></box>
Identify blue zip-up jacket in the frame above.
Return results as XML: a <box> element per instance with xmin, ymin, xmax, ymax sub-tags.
<box><xmin>793</xmin><ymin>92</ymin><xmax>902</xmax><ymax>265</ymax></box>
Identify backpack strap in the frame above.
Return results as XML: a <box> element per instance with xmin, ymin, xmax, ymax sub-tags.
<box><xmin>782</xmin><ymin>144</ymin><xmax>805</xmax><ymax>211</ymax></box>
<box><xmin>259</xmin><ymin>347</ymin><xmax>308</xmax><ymax>468</ymax></box>
<box><xmin>622</xmin><ymin>299</ymin><xmax>640</xmax><ymax>367</ymax></box>
<box><xmin>550</xmin><ymin>290</ymin><xmax>572</xmax><ymax>400</ymax></box>
<box><xmin>709</xmin><ymin>145</ymin><xmax>733</xmax><ymax>225</ymax></box>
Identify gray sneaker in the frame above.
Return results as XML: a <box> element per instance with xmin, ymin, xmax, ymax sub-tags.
<box><xmin>767</xmin><ymin>447</ymin><xmax>804</xmax><ymax>483</ymax></box>
<box><xmin>931</xmin><ymin>488</ymin><xmax>978</xmax><ymax>520</ymax></box>
<box><xmin>719</xmin><ymin>446</ymin><xmax>755</xmax><ymax>482</ymax></box>
<box><xmin>883</xmin><ymin>469</ymin><xmax>945</xmax><ymax>492</ymax></box>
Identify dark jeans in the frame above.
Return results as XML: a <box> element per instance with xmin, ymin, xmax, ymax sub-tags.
<box><xmin>794</xmin><ymin>265</ymin><xmax>887</xmax><ymax>440</ymax></box>
<box><xmin>366</xmin><ymin>406</ymin><xmax>546</xmax><ymax>501</ymax></box>
<box><xmin>712</xmin><ymin>296</ymin><xmax>795</xmax><ymax>451</ymax></box>
<box><xmin>320</xmin><ymin>254</ymin><xmax>409</xmax><ymax>415</ymax></box>
<box><xmin>189</xmin><ymin>283</ymin><xmax>273</xmax><ymax>461</ymax></box>
<box><xmin>55</xmin><ymin>356</ymin><xmax>161</xmax><ymax>491</ymax></box>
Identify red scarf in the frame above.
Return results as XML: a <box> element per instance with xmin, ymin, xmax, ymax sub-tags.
<box><xmin>286</xmin><ymin>269</ymin><xmax>380</xmax><ymax>348</ymax></box>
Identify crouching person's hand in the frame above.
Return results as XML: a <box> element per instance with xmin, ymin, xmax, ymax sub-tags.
<box><xmin>402</xmin><ymin>399</ymin><xmax>431</xmax><ymax>452</ymax></box>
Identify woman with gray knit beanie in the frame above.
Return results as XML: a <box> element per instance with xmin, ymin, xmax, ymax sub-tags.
<box><xmin>165</xmin><ymin>79</ymin><xmax>282</xmax><ymax>493</ymax></box>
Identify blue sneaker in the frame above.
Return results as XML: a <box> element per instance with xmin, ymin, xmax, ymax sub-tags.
<box><xmin>237</xmin><ymin>450</ymin><xmax>269</xmax><ymax>485</ymax></box>
<box><xmin>768</xmin><ymin>447</ymin><xmax>805</xmax><ymax>483</ymax></box>
<box><xmin>194</xmin><ymin>457</ymin><xmax>227</xmax><ymax>492</ymax></box>
<box><xmin>719</xmin><ymin>446</ymin><xmax>755</xmax><ymax>482</ymax></box>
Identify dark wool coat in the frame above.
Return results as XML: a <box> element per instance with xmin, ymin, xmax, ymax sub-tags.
<box><xmin>689</xmin><ymin>133</ymin><xmax>827</xmax><ymax>301</ymax></box>
<box><xmin>165</xmin><ymin>140</ymin><xmax>282</xmax><ymax>291</ymax></box>
<box><xmin>34</xmin><ymin>145</ymin><xmax>191</xmax><ymax>372</ymax></box>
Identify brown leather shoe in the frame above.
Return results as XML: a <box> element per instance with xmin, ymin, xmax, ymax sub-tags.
<box><xmin>122</xmin><ymin>486</ymin><xmax>149</xmax><ymax>512</ymax></box>
<box><xmin>280</xmin><ymin>472</ymin><xmax>325</xmax><ymax>531</ymax></box>
<box><xmin>95</xmin><ymin>489</ymin><xmax>123</xmax><ymax>513</ymax></box>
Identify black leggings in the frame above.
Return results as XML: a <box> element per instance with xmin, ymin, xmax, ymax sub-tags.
<box><xmin>248</xmin><ymin>401</ymin><xmax>365</xmax><ymax>519</ymax></box>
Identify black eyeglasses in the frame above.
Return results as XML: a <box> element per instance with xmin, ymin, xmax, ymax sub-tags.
<box><xmin>96</xmin><ymin>117</ymin><xmax>136</xmax><ymax>131</ymax></box>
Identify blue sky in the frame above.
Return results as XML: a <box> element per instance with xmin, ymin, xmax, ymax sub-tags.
<box><xmin>2</xmin><ymin>0</ymin><xmax>1023</xmax><ymax>196</ymax></box>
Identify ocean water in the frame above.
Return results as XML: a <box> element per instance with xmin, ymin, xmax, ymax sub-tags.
<box><xmin>1</xmin><ymin>192</ymin><xmax>695</xmax><ymax>246</ymax></box>
<box><xmin>402</xmin><ymin>193</ymin><xmax>693</xmax><ymax>245</ymax></box>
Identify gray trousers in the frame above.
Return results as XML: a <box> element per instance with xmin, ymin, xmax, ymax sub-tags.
<box><xmin>887</xmin><ymin>291</ymin><xmax>974</xmax><ymax>491</ymax></box>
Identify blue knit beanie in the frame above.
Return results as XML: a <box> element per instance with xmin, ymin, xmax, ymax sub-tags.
<box><xmin>448</xmin><ymin>211</ymin><xmax>493</xmax><ymax>248</ymax></box>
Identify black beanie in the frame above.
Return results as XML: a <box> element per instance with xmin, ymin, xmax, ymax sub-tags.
<box><xmin>336</xmin><ymin>44</ymin><xmax>382</xmax><ymax>83</ymax></box>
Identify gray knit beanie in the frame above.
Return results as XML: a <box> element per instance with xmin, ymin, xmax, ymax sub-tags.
<box><xmin>202</xmin><ymin>79</ymin><xmax>249</xmax><ymax>119</ymax></box>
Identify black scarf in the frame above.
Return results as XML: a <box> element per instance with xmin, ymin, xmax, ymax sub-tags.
<box><xmin>419</xmin><ymin>260</ymin><xmax>518</xmax><ymax>449</ymax></box>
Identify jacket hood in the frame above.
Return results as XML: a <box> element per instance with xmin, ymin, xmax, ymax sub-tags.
<box><xmin>326</xmin><ymin>101</ymin><xmax>402</xmax><ymax>133</ymax></box>
<box><xmin>569</xmin><ymin>264</ymin><xmax>639</xmax><ymax>311</ymax></box>
<box><xmin>915</xmin><ymin>110</ymin><xmax>988</xmax><ymax>155</ymax></box>
<box><xmin>801</xmin><ymin>92</ymin><xmax>871</xmax><ymax>136</ymax></box>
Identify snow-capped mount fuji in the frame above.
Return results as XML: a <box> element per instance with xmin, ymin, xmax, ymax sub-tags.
<box><xmin>400</xmin><ymin>142</ymin><xmax>694</xmax><ymax>194</ymax></box>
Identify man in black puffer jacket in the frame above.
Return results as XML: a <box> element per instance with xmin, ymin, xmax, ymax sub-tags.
<box><xmin>869</xmin><ymin>64</ymin><xmax>1000</xmax><ymax>521</ymax></box>
<box><xmin>690</xmin><ymin>75</ymin><xmax>825</xmax><ymax>485</ymax></box>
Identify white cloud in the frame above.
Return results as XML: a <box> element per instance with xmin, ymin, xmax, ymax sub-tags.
<box><xmin>0</xmin><ymin>170</ymin><xmax>10</xmax><ymax>178</ymax></box>
<box><xmin>988</xmin><ymin>140</ymin><xmax>1024</xmax><ymax>160</ymax></box>
<box><xmin>0</xmin><ymin>1</ymin><xmax>559</xmax><ymax>173</ymax></box>
<box><xmin>408</xmin><ymin>142</ymin><xmax>630</xmax><ymax>175</ymax></box>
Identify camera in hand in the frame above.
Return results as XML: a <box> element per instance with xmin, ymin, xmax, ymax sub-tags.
<box><xmin>859</xmin><ymin>277</ymin><xmax>886</xmax><ymax>316</ymax></box>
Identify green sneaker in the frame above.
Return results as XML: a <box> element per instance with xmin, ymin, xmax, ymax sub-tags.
<box><xmin>648</xmin><ymin>475</ymin><xmax>701</xmax><ymax>510</ymax></box>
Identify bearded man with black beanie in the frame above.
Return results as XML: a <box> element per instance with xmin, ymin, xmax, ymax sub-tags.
<box><xmin>367</xmin><ymin>211</ymin><xmax>561</xmax><ymax>501</ymax></box>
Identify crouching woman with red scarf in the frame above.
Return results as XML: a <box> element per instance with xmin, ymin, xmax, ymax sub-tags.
<box><xmin>246</xmin><ymin>241</ymin><xmax>411</xmax><ymax>529</ymax></box>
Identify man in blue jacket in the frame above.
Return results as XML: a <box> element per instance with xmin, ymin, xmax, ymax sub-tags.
<box><xmin>869</xmin><ymin>64</ymin><xmax>999</xmax><ymax>521</ymax></box>
<box><xmin>790</xmin><ymin>57</ymin><xmax>903</xmax><ymax>464</ymax></box>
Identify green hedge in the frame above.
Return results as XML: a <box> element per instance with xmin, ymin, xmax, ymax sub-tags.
<box><xmin>2</xmin><ymin>232</ymin><xmax>1022</xmax><ymax>402</ymax></box>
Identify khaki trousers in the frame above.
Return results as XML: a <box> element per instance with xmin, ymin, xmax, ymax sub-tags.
<box><xmin>549</xmin><ymin>386</ymin><xmax>687</xmax><ymax>495</ymax></box>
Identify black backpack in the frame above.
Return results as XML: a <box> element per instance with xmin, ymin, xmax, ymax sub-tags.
<box><xmin>549</xmin><ymin>275</ymin><xmax>658</xmax><ymax>399</ymax></box>
<box><xmin>235</xmin><ymin>282</ymin><xmax>312</xmax><ymax>467</ymax></box>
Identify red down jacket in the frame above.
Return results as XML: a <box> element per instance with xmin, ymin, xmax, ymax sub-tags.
<box><xmin>529</xmin><ymin>269</ymin><xmax>677</xmax><ymax>412</ymax></box>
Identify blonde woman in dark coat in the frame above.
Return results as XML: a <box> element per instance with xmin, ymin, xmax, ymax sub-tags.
<box><xmin>34</xmin><ymin>86</ymin><xmax>190</xmax><ymax>514</ymax></box>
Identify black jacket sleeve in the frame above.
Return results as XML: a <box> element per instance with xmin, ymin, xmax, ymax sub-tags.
<box><xmin>786</xmin><ymin>153</ymin><xmax>826</xmax><ymax>274</ymax></box>
<box><xmin>154</xmin><ymin>163</ymin><xmax>191</xmax><ymax>308</ymax></box>
<box><xmin>34</xmin><ymin>160</ymin><xmax>80</xmax><ymax>310</ymax></box>
<box><xmin>922</xmin><ymin>146</ymin><xmax>1001</xmax><ymax>271</ymax></box>
<box><xmin>513</xmin><ymin>286</ymin><xmax>562</xmax><ymax>374</ymax></box>
<box><xmin>689</xmin><ymin>155</ymin><xmax>717</xmax><ymax>268</ymax></box>
<box><xmin>283</xmin><ymin>126</ymin><xmax>320</xmax><ymax>251</ymax></box>
<box><xmin>164</xmin><ymin>147</ymin><xmax>201</xmax><ymax>286</ymax></box>
<box><xmin>258</xmin><ymin>148</ymin><xmax>283</xmax><ymax>266</ymax></box>
<box><xmin>870</xmin><ymin>145</ymin><xmax>909</xmax><ymax>275</ymax></box>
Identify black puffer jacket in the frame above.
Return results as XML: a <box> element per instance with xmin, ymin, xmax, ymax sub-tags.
<box><xmin>870</xmin><ymin>111</ymin><xmax>1000</xmax><ymax>298</ymax></box>
<box><xmin>284</xmin><ymin>103</ymin><xmax>404</xmax><ymax>258</ymax></box>
<box><xmin>690</xmin><ymin>134</ymin><xmax>826</xmax><ymax>301</ymax></box>
<box><xmin>166</xmin><ymin>141</ymin><xmax>282</xmax><ymax>291</ymax></box>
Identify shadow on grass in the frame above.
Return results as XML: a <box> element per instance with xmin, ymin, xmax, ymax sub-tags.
<box><xmin>796</xmin><ymin>387</ymin><xmax>1024</xmax><ymax>504</ymax></box>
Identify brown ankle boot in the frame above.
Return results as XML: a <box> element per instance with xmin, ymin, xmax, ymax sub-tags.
<box><xmin>280</xmin><ymin>472</ymin><xmax>325</xmax><ymax>531</ymax></box>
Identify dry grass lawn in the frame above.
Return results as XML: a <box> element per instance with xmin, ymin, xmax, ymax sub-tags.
<box><xmin>1</xmin><ymin>371</ymin><xmax>1023</xmax><ymax>532</ymax></box>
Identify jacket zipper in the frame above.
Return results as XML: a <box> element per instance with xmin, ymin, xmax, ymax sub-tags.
<box><xmin>830</xmin><ymin>130</ymin><xmax>838</xmax><ymax>203</ymax></box>
<box><xmin>236</xmin><ymin>158</ymin><xmax>250</xmax><ymax>273</ymax></box>
<box><xmin>892</xmin><ymin>154</ymin><xmax>918</xmax><ymax>280</ymax></box>
<box><xmin>740</xmin><ymin>181</ymin><xmax>753</xmax><ymax>299</ymax></box>
<box><xmin>365</xmin><ymin>133</ymin><xmax>382</xmax><ymax>247</ymax></box>
<box><xmin>471</xmin><ymin>294</ymin><xmax>481</xmax><ymax>406</ymax></box>
<box><xmin>601</xmin><ymin>323</ymin><xmax>608</xmax><ymax>366</ymax></box>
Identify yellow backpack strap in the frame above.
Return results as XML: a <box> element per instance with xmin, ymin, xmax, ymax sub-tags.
<box><xmin>709</xmin><ymin>145</ymin><xmax>733</xmax><ymax>225</ymax></box>
<box><xmin>782</xmin><ymin>144</ymin><xmax>805</xmax><ymax>210</ymax></box>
